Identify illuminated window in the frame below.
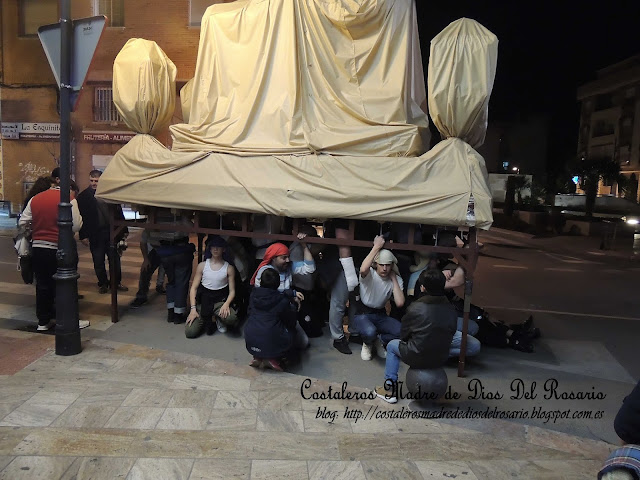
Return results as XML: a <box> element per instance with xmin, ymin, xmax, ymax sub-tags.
<box><xmin>94</xmin><ymin>0</ymin><xmax>124</xmax><ymax>27</ymax></box>
<box><xmin>19</xmin><ymin>0</ymin><xmax>58</xmax><ymax>37</ymax></box>
<box><xmin>93</xmin><ymin>87</ymin><xmax>123</xmax><ymax>124</ymax></box>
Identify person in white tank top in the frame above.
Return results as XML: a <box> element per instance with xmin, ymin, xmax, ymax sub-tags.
<box><xmin>186</xmin><ymin>236</ymin><xmax>238</xmax><ymax>338</ymax></box>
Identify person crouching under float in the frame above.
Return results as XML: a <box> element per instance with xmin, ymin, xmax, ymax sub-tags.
<box><xmin>245</xmin><ymin>265</ymin><xmax>310</xmax><ymax>371</ymax></box>
<box><xmin>185</xmin><ymin>235</ymin><xmax>238</xmax><ymax>338</ymax></box>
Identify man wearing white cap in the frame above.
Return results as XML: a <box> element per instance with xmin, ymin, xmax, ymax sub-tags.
<box><xmin>354</xmin><ymin>235</ymin><xmax>405</xmax><ymax>360</ymax></box>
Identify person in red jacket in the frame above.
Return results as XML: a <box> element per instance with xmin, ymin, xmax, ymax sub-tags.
<box><xmin>19</xmin><ymin>185</ymin><xmax>87</xmax><ymax>331</ymax></box>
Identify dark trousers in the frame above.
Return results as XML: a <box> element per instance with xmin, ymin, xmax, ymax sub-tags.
<box><xmin>32</xmin><ymin>247</ymin><xmax>57</xmax><ymax>326</ymax></box>
<box><xmin>161</xmin><ymin>250</ymin><xmax>193</xmax><ymax>314</ymax></box>
<box><xmin>90</xmin><ymin>231</ymin><xmax>121</xmax><ymax>287</ymax></box>
<box><xmin>134</xmin><ymin>249</ymin><xmax>163</xmax><ymax>301</ymax></box>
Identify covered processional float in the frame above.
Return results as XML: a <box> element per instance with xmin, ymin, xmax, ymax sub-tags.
<box><xmin>95</xmin><ymin>0</ymin><xmax>498</xmax><ymax>376</ymax></box>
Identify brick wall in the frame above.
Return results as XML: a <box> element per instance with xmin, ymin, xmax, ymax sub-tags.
<box><xmin>1</xmin><ymin>86</ymin><xmax>60</xmax><ymax>209</ymax></box>
<box><xmin>2</xmin><ymin>0</ymin><xmax>236</xmax><ymax>208</ymax></box>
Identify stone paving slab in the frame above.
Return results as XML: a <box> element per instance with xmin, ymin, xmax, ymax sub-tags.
<box><xmin>0</xmin><ymin>334</ymin><xmax>52</xmax><ymax>375</ymax></box>
<box><xmin>0</xmin><ymin>332</ymin><xmax>619</xmax><ymax>479</ymax></box>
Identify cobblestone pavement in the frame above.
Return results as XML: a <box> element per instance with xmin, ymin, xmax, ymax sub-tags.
<box><xmin>0</xmin><ymin>329</ymin><xmax>616</xmax><ymax>480</ymax></box>
<box><xmin>0</xmin><ymin>222</ymin><xmax>628</xmax><ymax>478</ymax></box>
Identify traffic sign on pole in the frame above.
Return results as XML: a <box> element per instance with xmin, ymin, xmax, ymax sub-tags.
<box><xmin>38</xmin><ymin>16</ymin><xmax>107</xmax><ymax>111</ymax></box>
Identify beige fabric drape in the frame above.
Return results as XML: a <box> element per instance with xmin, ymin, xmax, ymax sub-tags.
<box><xmin>112</xmin><ymin>38</ymin><xmax>176</xmax><ymax>136</ymax></box>
<box><xmin>97</xmin><ymin>136</ymin><xmax>492</xmax><ymax>228</ymax></box>
<box><xmin>99</xmin><ymin>2</ymin><xmax>496</xmax><ymax>229</ymax></box>
<box><xmin>179</xmin><ymin>79</ymin><xmax>194</xmax><ymax>124</ymax></box>
<box><xmin>169</xmin><ymin>0</ymin><xmax>430</xmax><ymax>156</ymax></box>
<box><xmin>428</xmin><ymin>18</ymin><xmax>498</xmax><ymax>149</ymax></box>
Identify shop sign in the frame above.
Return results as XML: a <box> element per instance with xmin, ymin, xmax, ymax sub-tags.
<box><xmin>1</xmin><ymin>122</ymin><xmax>60</xmax><ymax>140</ymax></box>
<box><xmin>82</xmin><ymin>131</ymin><xmax>135</xmax><ymax>143</ymax></box>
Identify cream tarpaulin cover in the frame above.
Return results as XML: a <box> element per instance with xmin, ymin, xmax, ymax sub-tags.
<box><xmin>98</xmin><ymin>1</ymin><xmax>497</xmax><ymax>229</ymax></box>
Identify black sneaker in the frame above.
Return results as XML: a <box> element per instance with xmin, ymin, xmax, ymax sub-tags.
<box><xmin>173</xmin><ymin>313</ymin><xmax>186</xmax><ymax>324</ymax></box>
<box><xmin>116</xmin><ymin>284</ymin><xmax>129</xmax><ymax>292</ymax></box>
<box><xmin>167</xmin><ymin>309</ymin><xmax>174</xmax><ymax>323</ymax></box>
<box><xmin>98</xmin><ymin>285</ymin><xmax>109</xmax><ymax>294</ymax></box>
<box><xmin>509</xmin><ymin>331</ymin><xmax>534</xmax><ymax>353</ymax></box>
<box><xmin>130</xmin><ymin>297</ymin><xmax>147</xmax><ymax>309</ymax></box>
<box><xmin>156</xmin><ymin>285</ymin><xmax>166</xmax><ymax>294</ymax></box>
<box><xmin>333</xmin><ymin>337</ymin><xmax>352</xmax><ymax>355</ymax></box>
<box><xmin>205</xmin><ymin>318</ymin><xmax>215</xmax><ymax>336</ymax></box>
<box><xmin>348</xmin><ymin>333</ymin><xmax>363</xmax><ymax>345</ymax></box>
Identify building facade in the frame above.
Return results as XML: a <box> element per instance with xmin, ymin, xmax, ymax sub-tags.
<box><xmin>0</xmin><ymin>0</ymin><xmax>234</xmax><ymax>213</ymax></box>
<box><xmin>577</xmin><ymin>55</ymin><xmax>640</xmax><ymax>203</ymax></box>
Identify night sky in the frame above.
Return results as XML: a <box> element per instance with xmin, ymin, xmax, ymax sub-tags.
<box><xmin>415</xmin><ymin>1</ymin><xmax>640</xmax><ymax>175</ymax></box>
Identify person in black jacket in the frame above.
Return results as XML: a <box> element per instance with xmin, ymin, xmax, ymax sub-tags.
<box><xmin>76</xmin><ymin>170</ymin><xmax>128</xmax><ymax>293</ymax></box>
<box><xmin>375</xmin><ymin>268</ymin><xmax>457</xmax><ymax>403</ymax></box>
<box><xmin>244</xmin><ymin>268</ymin><xmax>309</xmax><ymax>371</ymax></box>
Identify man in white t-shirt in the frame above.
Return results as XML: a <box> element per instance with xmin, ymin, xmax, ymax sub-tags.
<box><xmin>354</xmin><ymin>235</ymin><xmax>405</xmax><ymax>360</ymax></box>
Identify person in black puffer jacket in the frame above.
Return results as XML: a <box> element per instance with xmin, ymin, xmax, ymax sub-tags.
<box><xmin>375</xmin><ymin>268</ymin><xmax>457</xmax><ymax>403</ymax></box>
<box><xmin>244</xmin><ymin>268</ymin><xmax>309</xmax><ymax>371</ymax></box>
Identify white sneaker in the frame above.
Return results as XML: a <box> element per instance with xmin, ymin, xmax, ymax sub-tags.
<box><xmin>216</xmin><ymin>319</ymin><xmax>227</xmax><ymax>333</ymax></box>
<box><xmin>361</xmin><ymin>343</ymin><xmax>373</xmax><ymax>361</ymax></box>
<box><xmin>375</xmin><ymin>339</ymin><xmax>387</xmax><ymax>359</ymax></box>
<box><xmin>375</xmin><ymin>385</ymin><xmax>397</xmax><ymax>404</ymax></box>
<box><xmin>36</xmin><ymin>323</ymin><xmax>52</xmax><ymax>331</ymax></box>
<box><xmin>79</xmin><ymin>320</ymin><xmax>90</xmax><ymax>329</ymax></box>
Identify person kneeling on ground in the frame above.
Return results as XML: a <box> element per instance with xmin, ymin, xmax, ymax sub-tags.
<box><xmin>244</xmin><ymin>268</ymin><xmax>309</xmax><ymax>371</ymax></box>
<box><xmin>185</xmin><ymin>235</ymin><xmax>238</xmax><ymax>338</ymax></box>
<box><xmin>375</xmin><ymin>268</ymin><xmax>457</xmax><ymax>403</ymax></box>
<box><xmin>354</xmin><ymin>235</ymin><xmax>405</xmax><ymax>361</ymax></box>
<box><xmin>410</xmin><ymin>245</ymin><xmax>481</xmax><ymax>359</ymax></box>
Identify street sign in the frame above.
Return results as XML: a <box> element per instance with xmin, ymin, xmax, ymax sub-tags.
<box><xmin>38</xmin><ymin>16</ymin><xmax>107</xmax><ymax>111</ymax></box>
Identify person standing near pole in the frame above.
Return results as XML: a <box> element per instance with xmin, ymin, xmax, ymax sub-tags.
<box><xmin>19</xmin><ymin>184</ymin><xmax>88</xmax><ymax>331</ymax></box>
<box><xmin>77</xmin><ymin>170</ymin><xmax>128</xmax><ymax>294</ymax></box>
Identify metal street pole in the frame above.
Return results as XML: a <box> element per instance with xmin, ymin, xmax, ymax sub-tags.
<box><xmin>54</xmin><ymin>0</ymin><xmax>81</xmax><ymax>355</ymax></box>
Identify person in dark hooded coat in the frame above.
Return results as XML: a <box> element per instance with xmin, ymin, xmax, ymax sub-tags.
<box><xmin>244</xmin><ymin>268</ymin><xmax>308</xmax><ymax>371</ymax></box>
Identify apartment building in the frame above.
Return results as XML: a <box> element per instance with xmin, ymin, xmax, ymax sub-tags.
<box><xmin>0</xmin><ymin>0</ymin><xmax>233</xmax><ymax>213</ymax></box>
<box><xmin>576</xmin><ymin>54</ymin><xmax>640</xmax><ymax>203</ymax></box>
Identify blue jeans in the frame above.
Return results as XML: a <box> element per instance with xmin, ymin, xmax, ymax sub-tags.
<box><xmin>328</xmin><ymin>271</ymin><xmax>356</xmax><ymax>340</ymax></box>
<box><xmin>353</xmin><ymin>312</ymin><xmax>401</xmax><ymax>345</ymax></box>
<box><xmin>161</xmin><ymin>251</ymin><xmax>194</xmax><ymax>314</ymax></box>
<box><xmin>450</xmin><ymin>331</ymin><xmax>481</xmax><ymax>357</ymax></box>
<box><xmin>457</xmin><ymin>317</ymin><xmax>479</xmax><ymax>336</ymax></box>
<box><xmin>384</xmin><ymin>339</ymin><xmax>402</xmax><ymax>382</ymax></box>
